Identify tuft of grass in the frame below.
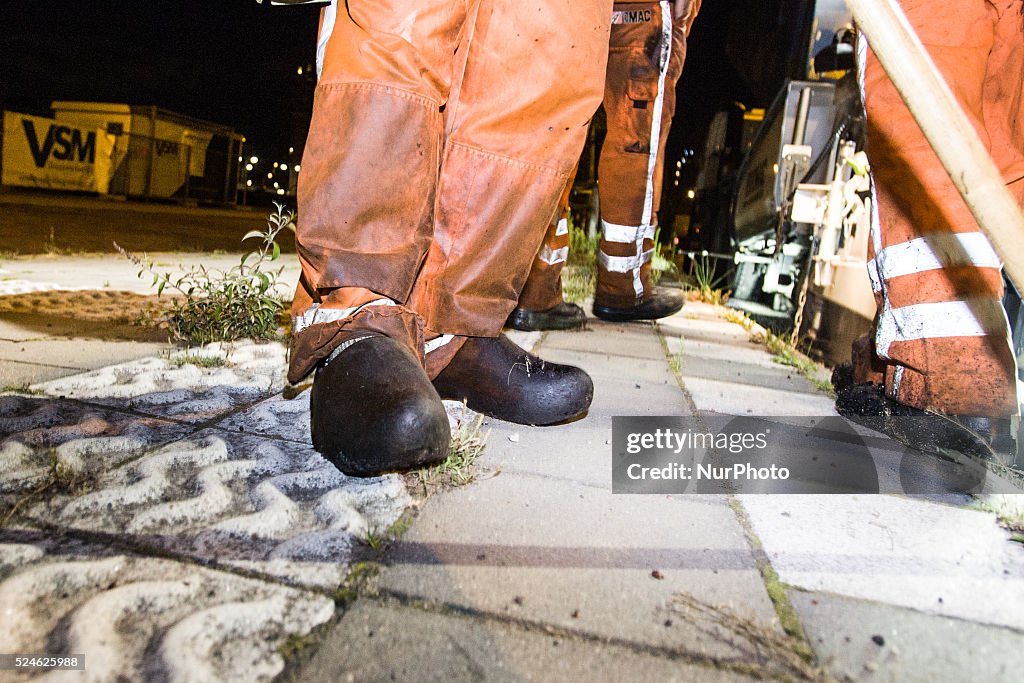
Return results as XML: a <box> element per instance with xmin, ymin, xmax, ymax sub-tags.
<box><xmin>116</xmin><ymin>204</ymin><xmax>294</xmax><ymax>345</ymax></box>
<box><xmin>684</xmin><ymin>251</ymin><xmax>731</xmax><ymax>305</ymax></box>
<box><xmin>278</xmin><ymin>632</ymin><xmax>317</xmax><ymax>660</ymax></box>
<box><xmin>724</xmin><ymin>308</ymin><xmax>755</xmax><ymax>331</ymax></box>
<box><xmin>0</xmin><ymin>450</ymin><xmax>94</xmax><ymax>528</ymax></box>
<box><xmin>670</xmin><ymin>592</ymin><xmax>832</xmax><ymax>681</ymax></box>
<box><xmin>1</xmin><ymin>383</ymin><xmax>42</xmax><ymax>395</ymax></box>
<box><xmin>169</xmin><ymin>352</ymin><xmax>229</xmax><ymax>368</ymax></box>
<box><xmin>562</xmin><ymin>216</ymin><xmax>599</xmax><ymax>304</ymax></box>
<box><xmin>415</xmin><ymin>406</ymin><xmax>489</xmax><ymax>494</ymax></box>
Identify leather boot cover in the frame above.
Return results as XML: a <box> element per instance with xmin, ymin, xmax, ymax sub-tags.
<box><xmin>433</xmin><ymin>335</ymin><xmax>594</xmax><ymax>425</ymax></box>
<box><xmin>310</xmin><ymin>335</ymin><xmax>450</xmax><ymax>476</ymax></box>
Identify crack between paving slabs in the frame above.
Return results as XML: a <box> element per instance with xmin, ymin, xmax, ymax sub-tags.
<box><xmin>367</xmin><ymin>587</ymin><xmax>771</xmax><ymax>680</ymax></box>
<box><xmin>656</xmin><ymin>324</ymin><xmax>819</xmax><ymax>667</ymax></box>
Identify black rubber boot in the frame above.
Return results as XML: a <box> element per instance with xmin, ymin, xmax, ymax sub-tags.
<box><xmin>832</xmin><ymin>369</ymin><xmax>1017</xmax><ymax>466</ymax></box>
<box><xmin>433</xmin><ymin>334</ymin><xmax>594</xmax><ymax>425</ymax></box>
<box><xmin>506</xmin><ymin>302</ymin><xmax>587</xmax><ymax>331</ymax></box>
<box><xmin>593</xmin><ymin>288</ymin><xmax>685</xmax><ymax>322</ymax></box>
<box><xmin>310</xmin><ymin>335</ymin><xmax>451</xmax><ymax>477</ymax></box>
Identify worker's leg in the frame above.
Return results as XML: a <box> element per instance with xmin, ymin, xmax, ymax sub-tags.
<box><xmin>406</xmin><ymin>1</ymin><xmax>611</xmax><ymax>339</ymax></box>
<box><xmin>593</xmin><ymin>1</ymin><xmax>697</xmax><ymax>319</ymax></box>
<box><xmin>289</xmin><ymin>0</ymin><xmax>468</xmax><ymax>385</ymax></box>
<box><xmin>864</xmin><ymin>0</ymin><xmax>1018</xmax><ymax>418</ymax></box>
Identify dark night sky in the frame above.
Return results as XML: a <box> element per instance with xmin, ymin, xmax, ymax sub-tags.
<box><xmin>1</xmin><ymin>1</ymin><xmax>785</xmax><ymax>167</ymax></box>
<box><xmin>1</xmin><ymin>0</ymin><xmax>322</xmax><ymax>159</ymax></box>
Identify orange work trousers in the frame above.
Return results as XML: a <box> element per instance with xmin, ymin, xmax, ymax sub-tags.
<box><xmin>289</xmin><ymin>0</ymin><xmax>612</xmax><ymax>384</ymax></box>
<box><xmin>861</xmin><ymin>0</ymin><xmax>1023</xmax><ymax>416</ymax></box>
<box><xmin>518</xmin><ymin>0</ymin><xmax>701</xmax><ymax>311</ymax></box>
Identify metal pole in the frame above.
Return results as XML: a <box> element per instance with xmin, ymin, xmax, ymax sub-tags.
<box><xmin>846</xmin><ymin>0</ymin><xmax>1024</xmax><ymax>289</ymax></box>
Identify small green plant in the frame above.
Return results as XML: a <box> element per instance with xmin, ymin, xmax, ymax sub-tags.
<box><xmin>562</xmin><ymin>213</ymin><xmax>599</xmax><ymax>304</ymax></box>
<box><xmin>416</xmin><ymin>406</ymin><xmax>489</xmax><ymax>493</ymax></box>
<box><xmin>685</xmin><ymin>251</ymin><xmax>731</xmax><ymax>305</ymax></box>
<box><xmin>168</xmin><ymin>352</ymin><xmax>229</xmax><ymax>368</ymax></box>
<box><xmin>650</xmin><ymin>227</ymin><xmax>680</xmax><ymax>287</ymax></box>
<box><xmin>43</xmin><ymin>226</ymin><xmax>61</xmax><ymax>255</ymax></box>
<box><xmin>116</xmin><ymin>204</ymin><xmax>294</xmax><ymax>345</ymax></box>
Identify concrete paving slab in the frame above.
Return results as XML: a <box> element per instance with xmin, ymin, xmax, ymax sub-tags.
<box><xmin>790</xmin><ymin>589</ymin><xmax>1024</xmax><ymax>683</ymax></box>
<box><xmin>740</xmin><ymin>494</ymin><xmax>1024</xmax><ymax>631</ymax></box>
<box><xmin>0</xmin><ymin>253</ymin><xmax>301</xmax><ymax>298</ymax></box>
<box><xmin>0</xmin><ymin>528</ymin><xmax>333</xmax><ymax>683</ymax></box>
<box><xmin>302</xmin><ymin>599</ymin><xmax>756</xmax><ymax>683</ymax></box>
<box><xmin>0</xmin><ymin>338</ymin><xmax>168</xmax><ymax>378</ymax></box>
<box><xmin>381</xmin><ymin>473</ymin><xmax>778</xmax><ymax>659</ymax></box>
<box><xmin>680</xmin><ymin>357</ymin><xmax>821</xmax><ymax>395</ymax></box>
<box><xmin>479</xmin><ymin>418</ymin><xmax>620</xmax><ymax>489</ymax></box>
<box><xmin>664</xmin><ymin>335</ymin><xmax>781</xmax><ymax>371</ymax></box>
<box><xmin>682</xmin><ymin>376</ymin><xmax>835</xmax><ymax>416</ymax></box>
<box><xmin>23</xmin><ymin>426</ymin><xmax>409</xmax><ymax>590</ymax></box>
<box><xmin>539</xmin><ymin>321</ymin><xmax>667</xmax><ymax>361</ymax></box>
<box><xmin>591</xmin><ymin>376</ymin><xmax>692</xmax><ymax>418</ymax></box>
<box><xmin>1</xmin><ymin>360</ymin><xmax>84</xmax><ymax>387</ymax></box>
<box><xmin>540</xmin><ymin>347</ymin><xmax>677</xmax><ymax>386</ymax></box>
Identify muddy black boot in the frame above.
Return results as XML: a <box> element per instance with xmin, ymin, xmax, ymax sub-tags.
<box><xmin>506</xmin><ymin>302</ymin><xmax>587</xmax><ymax>331</ymax></box>
<box><xmin>433</xmin><ymin>334</ymin><xmax>593</xmax><ymax>425</ymax></box>
<box><xmin>310</xmin><ymin>335</ymin><xmax>451</xmax><ymax>477</ymax></box>
<box><xmin>593</xmin><ymin>287</ymin><xmax>685</xmax><ymax>322</ymax></box>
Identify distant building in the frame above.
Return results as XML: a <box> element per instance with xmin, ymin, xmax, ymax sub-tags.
<box><xmin>1</xmin><ymin>102</ymin><xmax>244</xmax><ymax>204</ymax></box>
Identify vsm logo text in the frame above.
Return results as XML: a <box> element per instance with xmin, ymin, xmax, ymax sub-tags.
<box><xmin>22</xmin><ymin>120</ymin><xmax>96</xmax><ymax>168</ymax></box>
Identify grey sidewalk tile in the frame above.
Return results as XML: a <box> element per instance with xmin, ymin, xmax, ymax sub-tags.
<box><xmin>0</xmin><ymin>528</ymin><xmax>333</xmax><ymax>683</ymax></box>
<box><xmin>23</xmin><ymin>425</ymin><xmax>410</xmax><ymax>590</ymax></box>
<box><xmin>478</xmin><ymin>417</ymin><xmax>618</xmax><ymax>488</ymax></box>
<box><xmin>739</xmin><ymin>494</ymin><xmax>1024</xmax><ymax>631</ymax></box>
<box><xmin>539</xmin><ymin>322</ymin><xmax>666</xmax><ymax>361</ymax></box>
<box><xmin>0</xmin><ymin>338</ymin><xmax>168</xmax><ymax>372</ymax></box>
<box><xmin>380</xmin><ymin>473</ymin><xmax>777</xmax><ymax>659</ymax></box>
<box><xmin>1</xmin><ymin>361</ymin><xmax>82</xmax><ymax>387</ymax></box>
<box><xmin>664</xmin><ymin>335</ymin><xmax>781</xmax><ymax>371</ymax></box>
<box><xmin>681</xmin><ymin>376</ymin><xmax>835</xmax><ymax>417</ymax></box>
<box><xmin>791</xmin><ymin>590</ymin><xmax>1024</xmax><ymax>683</ymax></box>
<box><xmin>681</xmin><ymin>358</ymin><xmax>821</xmax><ymax>396</ymax></box>
<box><xmin>302</xmin><ymin>599</ymin><xmax>757</xmax><ymax>683</ymax></box>
<box><xmin>540</xmin><ymin>347</ymin><xmax>676</xmax><ymax>385</ymax></box>
<box><xmin>590</xmin><ymin>377</ymin><xmax>692</xmax><ymax>418</ymax></box>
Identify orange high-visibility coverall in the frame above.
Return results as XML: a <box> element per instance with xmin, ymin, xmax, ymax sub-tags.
<box><xmin>518</xmin><ymin>0</ymin><xmax>701</xmax><ymax>312</ymax></box>
<box><xmin>288</xmin><ymin>1</ymin><xmax>612</xmax><ymax>383</ymax></box>
<box><xmin>859</xmin><ymin>0</ymin><xmax>1023</xmax><ymax>416</ymax></box>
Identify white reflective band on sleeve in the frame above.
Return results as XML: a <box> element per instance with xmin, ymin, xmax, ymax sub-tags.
<box><xmin>555</xmin><ymin>217</ymin><xmax>569</xmax><ymax>237</ymax></box>
<box><xmin>598</xmin><ymin>249</ymin><xmax>654</xmax><ymax>274</ymax></box>
<box><xmin>425</xmin><ymin>334</ymin><xmax>455</xmax><ymax>355</ymax></box>
<box><xmin>538</xmin><ymin>245</ymin><xmax>569</xmax><ymax>265</ymax></box>
<box><xmin>890</xmin><ymin>364</ymin><xmax>904</xmax><ymax>397</ymax></box>
<box><xmin>874</xmin><ymin>231</ymin><xmax>1001</xmax><ymax>281</ymax></box>
<box><xmin>867</xmin><ymin>258</ymin><xmax>882</xmax><ymax>293</ymax></box>
<box><xmin>315</xmin><ymin>0</ymin><xmax>338</xmax><ymax>81</ymax></box>
<box><xmin>601</xmin><ymin>220</ymin><xmax>656</xmax><ymax>244</ymax></box>
<box><xmin>292</xmin><ymin>298</ymin><xmax>395</xmax><ymax>335</ymax></box>
<box><xmin>876</xmin><ymin>298</ymin><xmax>1010</xmax><ymax>357</ymax></box>
<box><xmin>641</xmin><ymin>1</ymin><xmax>673</xmax><ymax>226</ymax></box>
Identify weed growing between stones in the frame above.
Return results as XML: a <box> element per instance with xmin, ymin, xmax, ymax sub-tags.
<box><xmin>413</xmin><ymin>406</ymin><xmax>489</xmax><ymax>495</ymax></box>
<box><xmin>670</xmin><ymin>593</ymin><xmax>834</xmax><ymax>681</ymax></box>
<box><xmin>562</xmin><ymin>216</ymin><xmax>598</xmax><ymax>304</ymax></box>
<box><xmin>0</xmin><ymin>449</ymin><xmax>94</xmax><ymax>528</ymax></box>
<box><xmin>115</xmin><ymin>204</ymin><xmax>294</xmax><ymax>345</ymax></box>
